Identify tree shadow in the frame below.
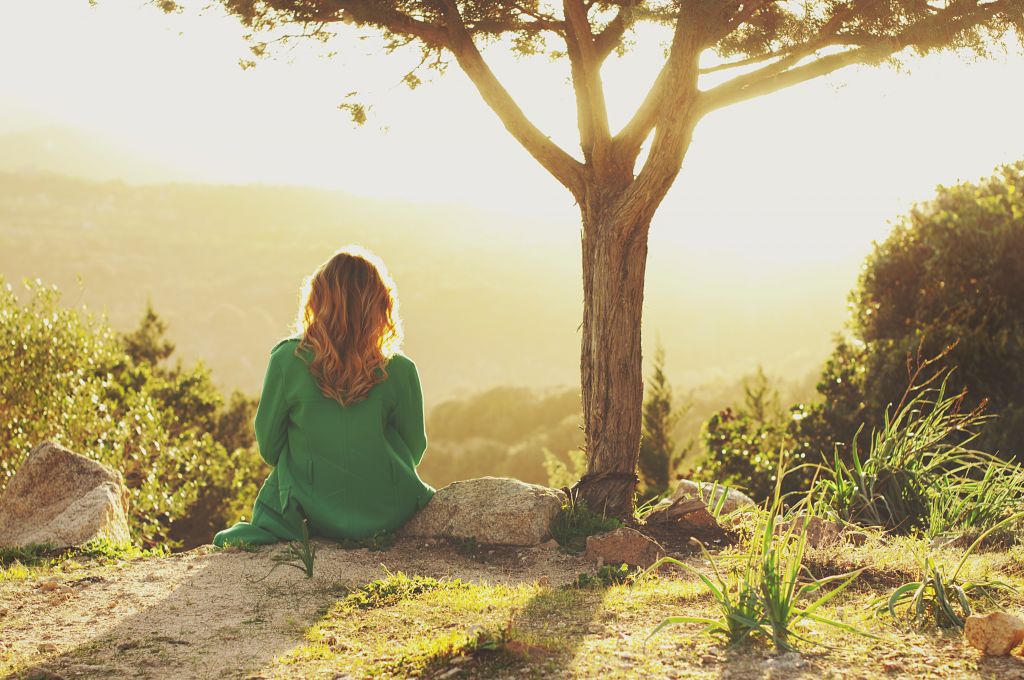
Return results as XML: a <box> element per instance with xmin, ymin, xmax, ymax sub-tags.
<box><xmin>493</xmin><ymin>582</ymin><xmax>608</xmax><ymax>677</ymax></box>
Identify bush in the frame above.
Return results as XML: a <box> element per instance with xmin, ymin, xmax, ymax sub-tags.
<box><xmin>812</xmin><ymin>349</ymin><xmax>1024</xmax><ymax>537</ymax></box>
<box><xmin>800</xmin><ymin>162</ymin><xmax>1024</xmax><ymax>464</ymax></box>
<box><xmin>0</xmin><ymin>279</ymin><xmax>263</xmax><ymax>549</ymax></box>
<box><xmin>696</xmin><ymin>367</ymin><xmax>804</xmax><ymax>502</ymax></box>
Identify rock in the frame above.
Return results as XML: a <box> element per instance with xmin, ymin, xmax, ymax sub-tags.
<box><xmin>0</xmin><ymin>442</ymin><xmax>131</xmax><ymax>549</ymax></box>
<box><xmin>763</xmin><ymin>652</ymin><xmax>804</xmax><ymax>670</ymax></box>
<box><xmin>775</xmin><ymin>515</ymin><xmax>845</xmax><ymax>549</ymax></box>
<box><xmin>584</xmin><ymin>527</ymin><xmax>665</xmax><ymax>568</ymax></box>
<box><xmin>964</xmin><ymin>611</ymin><xmax>1024</xmax><ymax>655</ymax></box>
<box><xmin>665</xmin><ymin>479</ymin><xmax>755</xmax><ymax>515</ymax></box>
<box><xmin>398</xmin><ymin>477</ymin><xmax>567</xmax><ymax>546</ymax></box>
<box><xmin>646</xmin><ymin>497</ymin><xmax>721</xmax><ymax>532</ymax></box>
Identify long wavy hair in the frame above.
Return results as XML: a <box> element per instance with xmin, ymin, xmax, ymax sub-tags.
<box><xmin>294</xmin><ymin>246</ymin><xmax>403</xmax><ymax>406</ymax></box>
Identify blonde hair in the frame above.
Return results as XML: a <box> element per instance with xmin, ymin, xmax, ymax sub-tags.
<box><xmin>294</xmin><ymin>245</ymin><xmax>403</xmax><ymax>406</ymax></box>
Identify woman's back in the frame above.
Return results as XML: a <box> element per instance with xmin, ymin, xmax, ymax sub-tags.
<box><xmin>211</xmin><ymin>247</ymin><xmax>435</xmax><ymax>548</ymax></box>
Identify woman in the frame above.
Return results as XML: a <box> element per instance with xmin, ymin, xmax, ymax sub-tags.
<box><xmin>212</xmin><ymin>247</ymin><xmax>435</xmax><ymax>547</ymax></box>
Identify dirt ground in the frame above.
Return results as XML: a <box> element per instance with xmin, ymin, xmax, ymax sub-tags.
<box><xmin>0</xmin><ymin>538</ymin><xmax>592</xmax><ymax>680</ymax></box>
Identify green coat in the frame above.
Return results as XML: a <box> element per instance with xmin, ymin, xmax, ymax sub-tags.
<box><xmin>212</xmin><ymin>338</ymin><xmax>435</xmax><ymax>547</ymax></box>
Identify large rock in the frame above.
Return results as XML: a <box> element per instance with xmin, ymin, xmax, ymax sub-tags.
<box><xmin>399</xmin><ymin>477</ymin><xmax>567</xmax><ymax>546</ymax></box>
<box><xmin>0</xmin><ymin>442</ymin><xmax>131</xmax><ymax>548</ymax></box>
<box><xmin>665</xmin><ymin>479</ymin><xmax>755</xmax><ymax>515</ymax></box>
<box><xmin>585</xmin><ymin>527</ymin><xmax>665</xmax><ymax>568</ymax></box>
<box><xmin>964</xmin><ymin>612</ymin><xmax>1024</xmax><ymax>655</ymax></box>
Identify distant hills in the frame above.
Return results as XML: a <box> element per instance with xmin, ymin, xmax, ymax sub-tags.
<box><xmin>0</xmin><ymin>126</ymin><xmax>184</xmax><ymax>184</ymax></box>
<box><xmin>0</xmin><ymin>125</ymin><xmax>859</xmax><ymax>403</ymax></box>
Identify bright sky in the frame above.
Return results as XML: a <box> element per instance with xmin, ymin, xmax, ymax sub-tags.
<box><xmin>3</xmin><ymin>2</ymin><xmax>1022</xmax><ymax>258</ymax></box>
<box><xmin>1</xmin><ymin>1</ymin><xmax>1023</xmax><ymax>386</ymax></box>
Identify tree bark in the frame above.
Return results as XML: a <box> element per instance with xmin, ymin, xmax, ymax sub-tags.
<box><xmin>573</xmin><ymin>196</ymin><xmax>651</xmax><ymax>517</ymax></box>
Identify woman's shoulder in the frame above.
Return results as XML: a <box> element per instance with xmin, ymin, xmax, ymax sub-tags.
<box><xmin>268</xmin><ymin>335</ymin><xmax>306</xmax><ymax>366</ymax></box>
<box><xmin>270</xmin><ymin>335</ymin><xmax>301</xmax><ymax>351</ymax></box>
<box><xmin>385</xmin><ymin>351</ymin><xmax>417</xmax><ymax>373</ymax></box>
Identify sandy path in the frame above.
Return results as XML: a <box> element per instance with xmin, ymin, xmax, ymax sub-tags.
<box><xmin>0</xmin><ymin>538</ymin><xmax>592</xmax><ymax>679</ymax></box>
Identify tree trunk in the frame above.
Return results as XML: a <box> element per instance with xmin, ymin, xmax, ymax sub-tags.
<box><xmin>572</xmin><ymin>201</ymin><xmax>651</xmax><ymax>517</ymax></box>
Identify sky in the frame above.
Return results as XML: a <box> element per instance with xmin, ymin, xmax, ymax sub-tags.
<box><xmin>2</xmin><ymin>1</ymin><xmax>1023</xmax><ymax>389</ymax></box>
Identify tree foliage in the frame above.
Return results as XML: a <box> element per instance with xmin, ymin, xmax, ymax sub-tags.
<box><xmin>698</xmin><ymin>366</ymin><xmax>799</xmax><ymax>502</ymax></box>
<box><xmin>637</xmin><ymin>341</ymin><xmax>686</xmax><ymax>498</ymax></box>
<box><xmin>798</xmin><ymin>161</ymin><xmax>1024</xmax><ymax>464</ymax></box>
<box><xmin>0</xmin><ymin>279</ymin><xmax>264</xmax><ymax>549</ymax></box>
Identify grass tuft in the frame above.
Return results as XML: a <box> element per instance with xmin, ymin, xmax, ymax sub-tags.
<box><xmin>343</xmin><ymin>569</ymin><xmax>469</xmax><ymax>610</ymax></box>
<box><xmin>551</xmin><ymin>496</ymin><xmax>622</xmax><ymax>554</ymax></box>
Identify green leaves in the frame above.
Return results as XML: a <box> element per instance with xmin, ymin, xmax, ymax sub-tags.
<box><xmin>645</xmin><ymin>460</ymin><xmax>868</xmax><ymax>653</ymax></box>
<box><xmin>0</xmin><ymin>279</ymin><xmax>264</xmax><ymax>549</ymax></box>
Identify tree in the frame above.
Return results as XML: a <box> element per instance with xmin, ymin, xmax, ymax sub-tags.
<box><xmin>797</xmin><ymin>161</ymin><xmax>1024</xmax><ymax>463</ymax></box>
<box><xmin>159</xmin><ymin>0</ymin><xmax>1024</xmax><ymax>516</ymax></box>
<box><xmin>698</xmin><ymin>366</ymin><xmax>796</xmax><ymax>501</ymax></box>
<box><xmin>638</xmin><ymin>340</ymin><xmax>683</xmax><ymax>498</ymax></box>
<box><xmin>743</xmin><ymin>365</ymin><xmax>782</xmax><ymax>425</ymax></box>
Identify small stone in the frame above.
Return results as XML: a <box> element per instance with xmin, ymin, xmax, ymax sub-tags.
<box><xmin>664</xmin><ymin>479</ymin><xmax>755</xmax><ymax>515</ymax></box>
<box><xmin>775</xmin><ymin>515</ymin><xmax>843</xmax><ymax>548</ymax></box>
<box><xmin>964</xmin><ymin>611</ymin><xmax>1024</xmax><ymax>655</ymax></box>
<box><xmin>763</xmin><ymin>652</ymin><xmax>804</xmax><ymax>669</ymax></box>
<box><xmin>646</xmin><ymin>498</ymin><xmax>721</xmax><ymax>532</ymax></box>
<box><xmin>584</xmin><ymin>527</ymin><xmax>665</xmax><ymax>568</ymax></box>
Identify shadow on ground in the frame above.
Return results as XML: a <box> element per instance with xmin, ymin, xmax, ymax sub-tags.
<box><xmin>4</xmin><ymin>538</ymin><xmax>592</xmax><ymax>680</ymax></box>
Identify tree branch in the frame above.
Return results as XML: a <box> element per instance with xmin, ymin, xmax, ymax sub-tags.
<box><xmin>613</xmin><ymin>6</ymin><xmax>705</xmax><ymax>233</ymax></box>
<box><xmin>698</xmin><ymin>0</ymin><xmax>1008</xmax><ymax>114</ymax></box>
<box><xmin>564</xmin><ymin>0</ymin><xmax>613</xmax><ymax>175</ymax></box>
<box><xmin>593</xmin><ymin>0</ymin><xmax>641</xmax><ymax>60</ymax></box>
<box><xmin>437</xmin><ymin>0</ymin><xmax>586</xmax><ymax>195</ymax></box>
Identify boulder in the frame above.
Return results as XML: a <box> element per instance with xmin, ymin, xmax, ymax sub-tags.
<box><xmin>663</xmin><ymin>480</ymin><xmax>755</xmax><ymax>516</ymax></box>
<box><xmin>964</xmin><ymin>612</ymin><xmax>1024</xmax><ymax>656</ymax></box>
<box><xmin>584</xmin><ymin>527</ymin><xmax>665</xmax><ymax>568</ymax></box>
<box><xmin>398</xmin><ymin>477</ymin><xmax>567</xmax><ymax>546</ymax></box>
<box><xmin>0</xmin><ymin>442</ymin><xmax>131</xmax><ymax>548</ymax></box>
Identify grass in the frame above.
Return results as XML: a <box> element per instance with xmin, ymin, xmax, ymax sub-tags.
<box><xmin>551</xmin><ymin>496</ymin><xmax>622</xmax><ymax>554</ymax></box>
<box><xmin>876</xmin><ymin>511</ymin><xmax>1024</xmax><ymax>630</ymax></box>
<box><xmin>264</xmin><ymin>542</ymin><xmax>1024</xmax><ymax>680</ymax></box>
<box><xmin>644</xmin><ymin>463</ymin><xmax>867</xmax><ymax>653</ymax></box>
<box><xmin>341</xmin><ymin>569</ymin><xmax>468</xmax><ymax>610</ymax></box>
<box><xmin>0</xmin><ymin>537</ymin><xmax>166</xmax><ymax>581</ymax></box>
<box><xmin>251</xmin><ymin>518</ymin><xmax>317</xmax><ymax>582</ymax></box>
<box><xmin>812</xmin><ymin>360</ymin><xmax>1024</xmax><ymax>538</ymax></box>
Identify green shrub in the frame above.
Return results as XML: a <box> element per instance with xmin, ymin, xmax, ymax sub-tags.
<box><xmin>0</xmin><ymin>279</ymin><xmax>263</xmax><ymax>549</ymax></box>
<box><xmin>877</xmin><ymin>512</ymin><xmax>1024</xmax><ymax>629</ymax></box>
<box><xmin>799</xmin><ymin>161</ymin><xmax>1024</xmax><ymax>464</ymax></box>
<box><xmin>646</xmin><ymin>464</ymin><xmax>866</xmax><ymax>652</ymax></box>
<box><xmin>812</xmin><ymin>358</ymin><xmax>1024</xmax><ymax>537</ymax></box>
